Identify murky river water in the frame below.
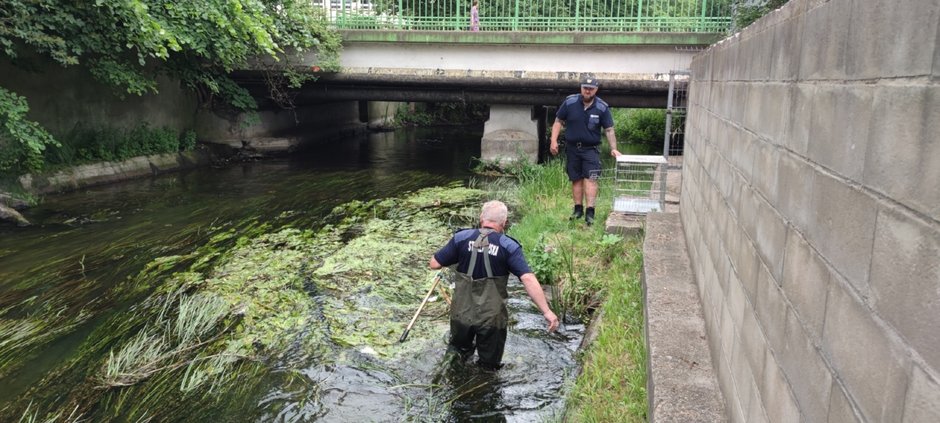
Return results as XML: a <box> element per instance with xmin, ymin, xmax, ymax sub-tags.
<box><xmin>0</xmin><ymin>127</ymin><xmax>584</xmax><ymax>422</ymax></box>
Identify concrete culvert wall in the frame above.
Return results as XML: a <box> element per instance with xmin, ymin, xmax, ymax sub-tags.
<box><xmin>682</xmin><ymin>0</ymin><xmax>939</xmax><ymax>421</ymax></box>
<box><xmin>0</xmin><ymin>54</ymin><xmax>199</xmax><ymax>137</ymax></box>
<box><xmin>1</xmin><ymin>52</ymin><xmax>368</xmax><ymax>161</ymax></box>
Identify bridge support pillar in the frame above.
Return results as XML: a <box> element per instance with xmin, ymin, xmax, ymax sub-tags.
<box><xmin>363</xmin><ymin>101</ymin><xmax>401</xmax><ymax>130</ymax></box>
<box><xmin>481</xmin><ymin>104</ymin><xmax>538</xmax><ymax>165</ymax></box>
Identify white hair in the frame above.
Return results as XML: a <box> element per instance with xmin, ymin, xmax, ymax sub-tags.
<box><xmin>480</xmin><ymin>200</ymin><xmax>508</xmax><ymax>225</ymax></box>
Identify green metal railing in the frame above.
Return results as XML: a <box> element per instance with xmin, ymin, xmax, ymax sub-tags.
<box><xmin>318</xmin><ymin>0</ymin><xmax>732</xmax><ymax>33</ymax></box>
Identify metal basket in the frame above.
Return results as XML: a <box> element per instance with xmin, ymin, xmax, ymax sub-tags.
<box><xmin>613</xmin><ymin>154</ymin><xmax>668</xmax><ymax>214</ymax></box>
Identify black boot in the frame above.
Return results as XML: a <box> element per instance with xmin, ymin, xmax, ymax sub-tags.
<box><xmin>585</xmin><ymin>207</ymin><xmax>595</xmax><ymax>226</ymax></box>
<box><xmin>569</xmin><ymin>204</ymin><xmax>584</xmax><ymax>220</ymax></box>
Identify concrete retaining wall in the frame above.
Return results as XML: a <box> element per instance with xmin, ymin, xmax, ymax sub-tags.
<box><xmin>681</xmin><ymin>0</ymin><xmax>939</xmax><ymax>421</ymax></box>
<box><xmin>18</xmin><ymin>151</ymin><xmax>211</xmax><ymax>195</ymax></box>
<box><xmin>1</xmin><ymin>55</ymin><xmax>199</xmax><ymax>137</ymax></box>
<box><xmin>2</xmin><ymin>54</ymin><xmax>366</xmax><ymax>153</ymax></box>
<box><xmin>195</xmin><ymin>101</ymin><xmax>366</xmax><ymax>151</ymax></box>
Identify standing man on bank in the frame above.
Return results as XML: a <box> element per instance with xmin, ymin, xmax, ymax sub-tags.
<box><xmin>549</xmin><ymin>75</ymin><xmax>620</xmax><ymax>226</ymax></box>
<box><xmin>429</xmin><ymin>200</ymin><xmax>559</xmax><ymax>370</ymax></box>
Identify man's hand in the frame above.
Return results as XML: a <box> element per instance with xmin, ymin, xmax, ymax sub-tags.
<box><xmin>550</xmin><ymin>120</ymin><xmax>564</xmax><ymax>156</ymax></box>
<box><xmin>520</xmin><ymin>273</ymin><xmax>560</xmax><ymax>333</ymax></box>
<box><xmin>605</xmin><ymin>127</ymin><xmax>619</xmax><ymax>158</ymax></box>
<box><xmin>544</xmin><ymin>310</ymin><xmax>559</xmax><ymax>332</ymax></box>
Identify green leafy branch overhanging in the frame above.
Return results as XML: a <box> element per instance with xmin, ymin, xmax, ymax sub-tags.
<box><xmin>0</xmin><ymin>0</ymin><xmax>341</xmax><ymax>174</ymax></box>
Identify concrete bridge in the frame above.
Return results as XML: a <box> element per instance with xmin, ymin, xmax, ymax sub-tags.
<box><xmin>291</xmin><ymin>31</ymin><xmax>721</xmax><ymax>108</ymax></box>
<box><xmin>233</xmin><ymin>30</ymin><xmax>723</xmax><ymax>163</ymax></box>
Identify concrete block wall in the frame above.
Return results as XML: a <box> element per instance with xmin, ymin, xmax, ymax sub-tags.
<box><xmin>681</xmin><ymin>0</ymin><xmax>940</xmax><ymax>421</ymax></box>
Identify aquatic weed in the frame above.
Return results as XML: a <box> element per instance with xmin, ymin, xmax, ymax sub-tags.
<box><xmin>101</xmin><ymin>330</ymin><xmax>167</xmax><ymax>387</ymax></box>
<box><xmin>17</xmin><ymin>401</ymin><xmax>81</xmax><ymax>423</ymax></box>
<box><xmin>3</xmin><ymin>184</ymin><xmax>488</xmax><ymax>420</ymax></box>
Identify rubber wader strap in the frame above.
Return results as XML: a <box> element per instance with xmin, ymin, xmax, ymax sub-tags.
<box><xmin>466</xmin><ymin>229</ymin><xmax>495</xmax><ymax>278</ymax></box>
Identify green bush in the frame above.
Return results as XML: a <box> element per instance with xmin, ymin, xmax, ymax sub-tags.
<box><xmin>125</xmin><ymin>124</ymin><xmax>178</xmax><ymax>157</ymax></box>
<box><xmin>612</xmin><ymin>108</ymin><xmax>666</xmax><ymax>154</ymax></box>
<box><xmin>526</xmin><ymin>234</ymin><xmax>560</xmax><ymax>287</ymax></box>
<box><xmin>395</xmin><ymin>106</ymin><xmax>434</xmax><ymax>127</ymax></box>
<box><xmin>395</xmin><ymin>102</ymin><xmax>488</xmax><ymax>127</ymax></box>
<box><xmin>44</xmin><ymin>124</ymin><xmax>197</xmax><ymax>169</ymax></box>
<box><xmin>180</xmin><ymin>130</ymin><xmax>198</xmax><ymax>151</ymax></box>
<box><xmin>0</xmin><ymin>87</ymin><xmax>59</xmax><ymax>175</ymax></box>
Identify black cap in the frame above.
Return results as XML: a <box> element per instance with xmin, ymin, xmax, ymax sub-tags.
<box><xmin>580</xmin><ymin>75</ymin><xmax>599</xmax><ymax>88</ymax></box>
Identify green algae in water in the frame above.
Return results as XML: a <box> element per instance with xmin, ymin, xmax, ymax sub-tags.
<box><xmin>1</xmin><ymin>185</ymin><xmax>486</xmax><ymax>421</ymax></box>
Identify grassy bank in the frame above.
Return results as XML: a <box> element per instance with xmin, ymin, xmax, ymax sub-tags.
<box><xmin>500</xmin><ymin>157</ymin><xmax>648</xmax><ymax>422</ymax></box>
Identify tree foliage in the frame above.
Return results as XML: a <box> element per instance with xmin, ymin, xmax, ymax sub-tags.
<box><xmin>0</xmin><ymin>87</ymin><xmax>59</xmax><ymax>173</ymax></box>
<box><xmin>0</xmin><ymin>0</ymin><xmax>341</xmax><ymax>174</ymax></box>
<box><xmin>613</xmin><ymin>108</ymin><xmax>667</xmax><ymax>151</ymax></box>
<box><xmin>733</xmin><ymin>0</ymin><xmax>789</xmax><ymax>30</ymax></box>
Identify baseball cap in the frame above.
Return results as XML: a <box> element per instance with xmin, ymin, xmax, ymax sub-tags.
<box><xmin>580</xmin><ymin>75</ymin><xmax>599</xmax><ymax>89</ymax></box>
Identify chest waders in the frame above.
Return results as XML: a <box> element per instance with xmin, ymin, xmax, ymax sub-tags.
<box><xmin>448</xmin><ymin>229</ymin><xmax>510</xmax><ymax>369</ymax></box>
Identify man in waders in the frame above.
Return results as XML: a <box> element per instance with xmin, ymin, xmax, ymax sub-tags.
<box><xmin>429</xmin><ymin>200</ymin><xmax>559</xmax><ymax>370</ymax></box>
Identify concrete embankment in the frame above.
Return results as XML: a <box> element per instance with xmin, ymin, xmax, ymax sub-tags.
<box><xmin>0</xmin><ymin>150</ymin><xmax>217</xmax><ymax>226</ymax></box>
<box><xmin>643</xmin><ymin>212</ymin><xmax>726</xmax><ymax>422</ymax></box>
<box><xmin>17</xmin><ymin>150</ymin><xmax>211</xmax><ymax>195</ymax></box>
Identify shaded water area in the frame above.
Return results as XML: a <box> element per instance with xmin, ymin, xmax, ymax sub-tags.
<box><xmin>0</xmin><ymin>127</ymin><xmax>584</xmax><ymax>422</ymax></box>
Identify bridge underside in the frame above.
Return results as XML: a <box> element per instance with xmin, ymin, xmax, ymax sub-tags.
<box><xmin>229</xmin><ymin>69</ymin><xmax>684</xmax><ymax>164</ymax></box>
<box><xmin>231</xmin><ymin>35</ymin><xmax>697</xmax><ymax>163</ymax></box>
<box><xmin>234</xmin><ymin>70</ymin><xmax>681</xmax><ymax>108</ymax></box>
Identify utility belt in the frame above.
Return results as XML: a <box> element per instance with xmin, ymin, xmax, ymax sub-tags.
<box><xmin>567</xmin><ymin>141</ymin><xmax>600</xmax><ymax>150</ymax></box>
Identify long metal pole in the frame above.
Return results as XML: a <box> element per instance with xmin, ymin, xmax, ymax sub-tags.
<box><xmin>660</xmin><ymin>70</ymin><xmax>676</xmax><ymax>211</ymax></box>
<box><xmin>663</xmin><ymin>70</ymin><xmax>675</xmax><ymax>162</ymax></box>
<box><xmin>636</xmin><ymin>0</ymin><xmax>644</xmax><ymax>31</ymax></box>
<box><xmin>397</xmin><ymin>0</ymin><xmax>403</xmax><ymax>29</ymax></box>
<box><xmin>399</xmin><ymin>272</ymin><xmax>444</xmax><ymax>343</ymax></box>
<box><xmin>575</xmin><ymin>0</ymin><xmax>580</xmax><ymax>31</ymax></box>
<box><xmin>700</xmin><ymin>0</ymin><xmax>709</xmax><ymax>31</ymax></box>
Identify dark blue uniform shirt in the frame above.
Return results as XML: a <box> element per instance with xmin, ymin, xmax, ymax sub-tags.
<box><xmin>433</xmin><ymin>229</ymin><xmax>532</xmax><ymax>279</ymax></box>
<box><xmin>555</xmin><ymin>94</ymin><xmax>614</xmax><ymax>145</ymax></box>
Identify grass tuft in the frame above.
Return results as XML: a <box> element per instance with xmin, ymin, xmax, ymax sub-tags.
<box><xmin>101</xmin><ymin>330</ymin><xmax>168</xmax><ymax>387</ymax></box>
<box><xmin>171</xmin><ymin>293</ymin><xmax>228</xmax><ymax>347</ymax></box>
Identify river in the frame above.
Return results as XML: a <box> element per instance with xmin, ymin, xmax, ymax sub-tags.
<box><xmin>0</xmin><ymin>127</ymin><xmax>584</xmax><ymax>422</ymax></box>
